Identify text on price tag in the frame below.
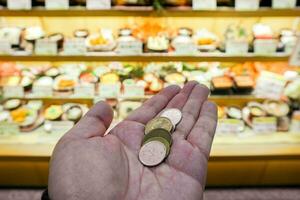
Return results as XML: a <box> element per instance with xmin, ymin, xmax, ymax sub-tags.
<box><xmin>44</xmin><ymin>121</ymin><xmax>74</xmax><ymax>134</ymax></box>
<box><xmin>193</xmin><ymin>0</ymin><xmax>217</xmax><ymax>10</ymax></box>
<box><xmin>226</xmin><ymin>41</ymin><xmax>249</xmax><ymax>54</ymax></box>
<box><xmin>0</xmin><ymin>40</ymin><xmax>12</xmax><ymax>55</ymax></box>
<box><xmin>123</xmin><ymin>85</ymin><xmax>145</xmax><ymax>97</ymax></box>
<box><xmin>254</xmin><ymin>39</ymin><xmax>277</xmax><ymax>55</ymax></box>
<box><xmin>7</xmin><ymin>0</ymin><xmax>31</xmax><ymax>10</ymax></box>
<box><xmin>99</xmin><ymin>83</ymin><xmax>121</xmax><ymax>98</ymax></box>
<box><xmin>289</xmin><ymin>37</ymin><xmax>300</xmax><ymax>66</ymax></box>
<box><xmin>63</xmin><ymin>38</ymin><xmax>86</xmax><ymax>55</ymax></box>
<box><xmin>86</xmin><ymin>0</ymin><xmax>111</xmax><ymax>10</ymax></box>
<box><xmin>174</xmin><ymin>43</ymin><xmax>198</xmax><ymax>55</ymax></box>
<box><xmin>46</xmin><ymin>0</ymin><xmax>69</xmax><ymax>9</ymax></box>
<box><xmin>0</xmin><ymin>122</ymin><xmax>20</xmax><ymax>136</ymax></box>
<box><xmin>253</xmin><ymin>117</ymin><xmax>277</xmax><ymax>133</ymax></box>
<box><xmin>254</xmin><ymin>71</ymin><xmax>287</xmax><ymax>100</ymax></box>
<box><xmin>216</xmin><ymin>119</ymin><xmax>245</xmax><ymax>134</ymax></box>
<box><xmin>74</xmin><ymin>84</ymin><xmax>95</xmax><ymax>97</ymax></box>
<box><xmin>3</xmin><ymin>86</ymin><xmax>24</xmax><ymax>98</ymax></box>
<box><xmin>116</xmin><ymin>41</ymin><xmax>143</xmax><ymax>55</ymax></box>
<box><xmin>272</xmin><ymin>0</ymin><xmax>297</xmax><ymax>8</ymax></box>
<box><xmin>35</xmin><ymin>39</ymin><xmax>58</xmax><ymax>55</ymax></box>
<box><xmin>32</xmin><ymin>85</ymin><xmax>53</xmax><ymax>97</ymax></box>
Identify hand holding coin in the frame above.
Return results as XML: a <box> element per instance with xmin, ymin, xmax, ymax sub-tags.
<box><xmin>48</xmin><ymin>81</ymin><xmax>217</xmax><ymax>200</ymax></box>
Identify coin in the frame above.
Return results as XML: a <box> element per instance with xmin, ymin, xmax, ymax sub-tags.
<box><xmin>139</xmin><ymin>140</ymin><xmax>167</xmax><ymax>167</ymax></box>
<box><xmin>143</xmin><ymin>128</ymin><xmax>172</xmax><ymax>146</ymax></box>
<box><xmin>145</xmin><ymin>117</ymin><xmax>173</xmax><ymax>135</ymax></box>
<box><xmin>143</xmin><ymin>137</ymin><xmax>171</xmax><ymax>155</ymax></box>
<box><xmin>161</xmin><ymin>108</ymin><xmax>182</xmax><ymax>126</ymax></box>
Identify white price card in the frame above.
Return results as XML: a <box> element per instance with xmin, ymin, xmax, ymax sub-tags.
<box><xmin>32</xmin><ymin>85</ymin><xmax>53</xmax><ymax>97</ymax></box>
<box><xmin>44</xmin><ymin>120</ymin><xmax>74</xmax><ymax>134</ymax></box>
<box><xmin>123</xmin><ymin>85</ymin><xmax>145</xmax><ymax>97</ymax></box>
<box><xmin>99</xmin><ymin>83</ymin><xmax>121</xmax><ymax>98</ymax></box>
<box><xmin>254</xmin><ymin>39</ymin><xmax>277</xmax><ymax>55</ymax></box>
<box><xmin>63</xmin><ymin>38</ymin><xmax>86</xmax><ymax>55</ymax></box>
<box><xmin>87</xmin><ymin>0</ymin><xmax>111</xmax><ymax>10</ymax></box>
<box><xmin>193</xmin><ymin>0</ymin><xmax>217</xmax><ymax>10</ymax></box>
<box><xmin>0</xmin><ymin>122</ymin><xmax>20</xmax><ymax>136</ymax></box>
<box><xmin>225</xmin><ymin>40</ymin><xmax>249</xmax><ymax>54</ymax></box>
<box><xmin>3</xmin><ymin>86</ymin><xmax>24</xmax><ymax>98</ymax></box>
<box><xmin>216</xmin><ymin>119</ymin><xmax>245</xmax><ymax>134</ymax></box>
<box><xmin>254</xmin><ymin>71</ymin><xmax>287</xmax><ymax>100</ymax></box>
<box><xmin>289</xmin><ymin>37</ymin><xmax>300</xmax><ymax>67</ymax></box>
<box><xmin>116</xmin><ymin>41</ymin><xmax>143</xmax><ymax>55</ymax></box>
<box><xmin>7</xmin><ymin>0</ymin><xmax>31</xmax><ymax>10</ymax></box>
<box><xmin>272</xmin><ymin>0</ymin><xmax>297</xmax><ymax>9</ymax></box>
<box><xmin>46</xmin><ymin>0</ymin><xmax>69</xmax><ymax>9</ymax></box>
<box><xmin>35</xmin><ymin>39</ymin><xmax>58</xmax><ymax>55</ymax></box>
<box><xmin>235</xmin><ymin>0</ymin><xmax>259</xmax><ymax>10</ymax></box>
<box><xmin>173</xmin><ymin>43</ymin><xmax>198</xmax><ymax>55</ymax></box>
<box><xmin>253</xmin><ymin>117</ymin><xmax>277</xmax><ymax>133</ymax></box>
<box><xmin>0</xmin><ymin>40</ymin><xmax>12</xmax><ymax>55</ymax></box>
<box><xmin>74</xmin><ymin>84</ymin><xmax>95</xmax><ymax>97</ymax></box>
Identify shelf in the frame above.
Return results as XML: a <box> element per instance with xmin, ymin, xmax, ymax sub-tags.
<box><xmin>0</xmin><ymin>54</ymin><xmax>290</xmax><ymax>62</ymax></box>
<box><xmin>0</xmin><ymin>6</ymin><xmax>299</xmax><ymax>17</ymax></box>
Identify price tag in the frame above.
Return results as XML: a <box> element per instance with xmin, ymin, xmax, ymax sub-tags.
<box><xmin>116</xmin><ymin>41</ymin><xmax>143</xmax><ymax>55</ymax></box>
<box><xmin>289</xmin><ymin>37</ymin><xmax>300</xmax><ymax>67</ymax></box>
<box><xmin>46</xmin><ymin>0</ymin><xmax>69</xmax><ymax>9</ymax></box>
<box><xmin>93</xmin><ymin>95</ymin><xmax>106</xmax><ymax>104</ymax></box>
<box><xmin>7</xmin><ymin>0</ymin><xmax>31</xmax><ymax>10</ymax></box>
<box><xmin>86</xmin><ymin>0</ymin><xmax>111</xmax><ymax>10</ymax></box>
<box><xmin>0</xmin><ymin>122</ymin><xmax>19</xmax><ymax>136</ymax></box>
<box><xmin>254</xmin><ymin>39</ymin><xmax>277</xmax><ymax>55</ymax></box>
<box><xmin>74</xmin><ymin>84</ymin><xmax>95</xmax><ymax>97</ymax></box>
<box><xmin>225</xmin><ymin>41</ymin><xmax>249</xmax><ymax>54</ymax></box>
<box><xmin>254</xmin><ymin>71</ymin><xmax>287</xmax><ymax>100</ymax></box>
<box><xmin>193</xmin><ymin>0</ymin><xmax>217</xmax><ymax>10</ymax></box>
<box><xmin>235</xmin><ymin>0</ymin><xmax>259</xmax><ymax>10</ymax></box>
<box><xmin>216</xmin><ymin>119</ymin><xmax>245</xmax><ymax>134</ymax></box>
<box><xmin>0</xmin><ymin>40</ymin><xmax>12</xmax><ymax>55</ymax></box>
<box><xmin>272</xmin><ymin>0</ymin><xmax>297</xmax><ymax>8</ymax></box>
<box><xmin>63</xmin><ymin>38</ymin><xmax>86</xmax><ymax>55</ymax></box>
<box><xmin>99</xmin><ymin>83</ymin><xmax>121</xmax><ymax>98</ymax></box>
<box><xmin>44</xmin><ymin>120</ymin><xmax>74</xmax><ymax>134</ymax></box>
<box><xmin>32</xmin><ymin>85</ymin><xmax>53</xmax><ymax>97</ymax></box>
<box><xmin>3</xmin><ymin>86</ymin><xmax>24</xmax><ymax>98</ymax></box>
<box><xmin>35</xmin><ymin>39</ymin><xmax>58</xmax><ymax>55</ymax></box>
<box><xmin>173</xmin><ymin>43</ymin><xmax>198</xmax><ymax>55</ymax></box>
<box><xmin>123</xmin><ymin>85</ymin><xmax>145</xmax><ymax>97</ymax></box>
<box><xmin>253</xmin><ymin>117</ymin><xmax>277</xmax><ymax>133</ymax></box>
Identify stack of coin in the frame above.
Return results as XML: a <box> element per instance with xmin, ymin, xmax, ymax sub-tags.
<box><xmin>139</xmin><ymin>108</ymin><xmax>182</xmax><ymax>167</ymax></box>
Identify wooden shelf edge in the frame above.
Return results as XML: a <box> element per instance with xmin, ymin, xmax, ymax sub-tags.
<box><xmin>0</xmin><ymin>54</ymin><xmax>290</xmax><ymax>62</ymax></box>
<box><xmin>0</xmin><ymin>7</ymin><xmax>299</xmax><ymax>17</ymax></box>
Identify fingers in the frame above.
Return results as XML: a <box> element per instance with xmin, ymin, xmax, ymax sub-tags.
<box><xmin>126</xmin><ymin>85</ymin><xmax>181</xmax><ymax>125</ymax></box>
<box><xmin>172</xmin><ymin>84</ymin><xmax>210</xmax><ymax>139</ymax></box>
<box><xmin>187</xmin><ymin>101</ymin><xmax>218</xmax><ymax>159</ymax></box>
<box><xmin>65</xmin><ymin>101</ymin><xmax>113</xmax><ymax>139</ymax></box>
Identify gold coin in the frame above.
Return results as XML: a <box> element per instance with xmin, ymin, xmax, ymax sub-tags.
<box><xmin>145</xmin><ymin>117</ymin><xmax>173</xmax><ymax>135</ymax></box>
<box><xmin>143</xmin><ymin>128</ymin><xmax>172</xmax><ymax>147</ymax></box>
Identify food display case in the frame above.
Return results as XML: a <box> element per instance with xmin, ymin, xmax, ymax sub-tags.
<box><xmin>0</xmin><ymin>0</ymin><xmax>300</xmax><ymax>187</ymax></box>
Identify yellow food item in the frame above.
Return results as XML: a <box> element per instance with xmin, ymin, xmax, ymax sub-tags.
<box><xmin>58</xmin><ymin>79</ymin><xmax>75</xmax><ymax>89</ymax></box>
<box><xmin>11</xmin><ymin>108</ymin><xmax>29</xmax><ymax>123</ymax></box>
<box><xmin>101</xmin><ymin>73</ymin><xmax>120</xmax><ymax>84</ymax></box>
<box><xmin>197</xmin><ymin>38</ymin><xmax>215</xmax><ymax>45</ymax></box>
<box><xmin>90</xmin><ymin>35</ymin><xmax>108</xmax><ymax>46</ymax></box>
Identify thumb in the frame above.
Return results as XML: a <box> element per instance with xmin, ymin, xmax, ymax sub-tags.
<box><xmin>65</xmin><ymin>101</ymin><xmax>113</xmax><ymax>139</ymax></box>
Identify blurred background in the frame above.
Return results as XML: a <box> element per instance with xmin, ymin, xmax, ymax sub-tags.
<box><xmin>0</xmin><ymin>0</ymin><xmax>300</xmax><ymax>199</ymax></box>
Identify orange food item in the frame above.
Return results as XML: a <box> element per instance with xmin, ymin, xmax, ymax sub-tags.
<box><xmin>11</xmin><ymin>108</ymin><xmax>29</xmax><ymax>123</ymax></box>
<box><xmin>90</xmin><ymin>36</ymin><xmax>107</xmax><ymax>46</ymax></box>
<box><xmin>212</xmin><ymin>76</ymin><xmax>233</xmax><ymax>88</ymax></box>
<box><xmin>197</xmin><ymin>38</ymin><xmax>215</xmax><ymax>45</ymax></box>
<box><xmin>58</xmin><ymin>79</ymin><xmax>75</xmax><ymax>89</ymax></box>
<box><xmin>0</xmin><ymin>62</ymin><xmax>20</xmax><ymax>77</ymax></box>
<box><xmin>132</xmin><ymin>21</ymin><xmax>168</xmax><ymax>42</ymax></box>
<box><xmin>234</xmin><ymin>76</ymin><xmax>255</xmax><ymax>88</ymax></box>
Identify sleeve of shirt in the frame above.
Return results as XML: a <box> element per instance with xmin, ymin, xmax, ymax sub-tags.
<box><xmin>41</xmin><ymin>189</ymin><xmax>50</xmax><ymax>200</ymax></box>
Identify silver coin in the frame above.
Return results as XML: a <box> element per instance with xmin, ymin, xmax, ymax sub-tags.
<box><xmin>161</xmin><ymin>108</ymin><xmax>182</xmax><ymax>126</ymax></box>
<box><xmin>139</xmin><ymin>140</ymin><xmax>167</xmax><ymax>167</ymax></box>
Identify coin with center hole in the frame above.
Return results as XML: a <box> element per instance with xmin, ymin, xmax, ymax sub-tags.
<box><xmin>139</xmin><ymin>140</ymin><xmax>167</xmax><ymax>167</ymax></box>
<box><xmin>161</xmin><ymin>108</ymin><xmax>182</xmax><ymax>126</ymax></box>
<box><xmin>145</xmin><ymin>117</ymin><xmax>173</xmax><ymax>135</ymax></box>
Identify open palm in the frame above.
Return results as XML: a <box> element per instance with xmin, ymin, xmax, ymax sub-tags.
<box><xmin>48</xmin><ymin>81</ymin><xmax>218</xmax><ymax>200</ymax></box>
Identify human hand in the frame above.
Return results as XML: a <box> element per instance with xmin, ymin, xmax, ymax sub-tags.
<box><xmin>48</xmin><ymin>81</ymin><xmax>218</xmax><ymax>200</ymax></box>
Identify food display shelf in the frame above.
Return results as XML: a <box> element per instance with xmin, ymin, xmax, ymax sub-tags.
<box><xmin>0</xmin><ymin>54</ymin><xmax>290</xmax><ymax>62</ymax></box>
<box><xmin>0</xmin><ymin>7</ymin><xmax>300</xmax><ymax>17</ymax></box>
